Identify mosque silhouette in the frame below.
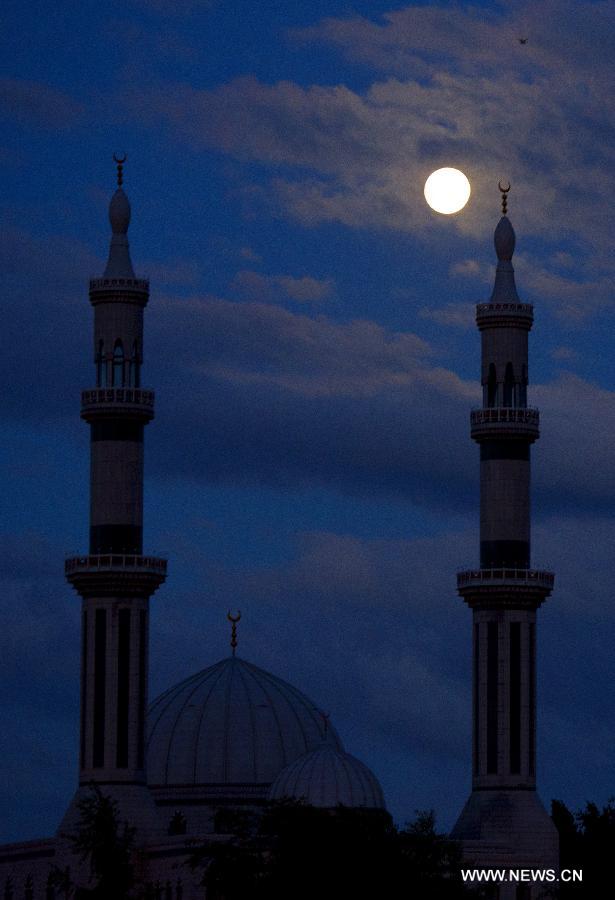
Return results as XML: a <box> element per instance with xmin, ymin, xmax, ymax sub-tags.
<box><xmin>0</xmin><ymin>164</ymin><xmax>557</xmax><ymax>899</ymax></box>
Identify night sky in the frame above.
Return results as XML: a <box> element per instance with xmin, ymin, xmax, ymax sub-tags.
<box><xmin>3</xmin><ymin>0</ymin><xmax>615</xmax><ymax>844</ymax></box>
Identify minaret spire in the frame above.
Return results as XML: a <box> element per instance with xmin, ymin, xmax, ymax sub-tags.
<box><xmin>498</xmin><ymin>179</ymin><xmax>510</xmax><ymax>215</ymax></box>
<box><xmin>451</xmin><ymin>185</ymin><xmax>558</xmax><ymax>888</ymax></box>
<box><xmin>60</xmin><ymin>160</ymin><xmax>166</xmax><ymax>839</ymax></box>
<box><xmin>228</xmin><ymin>610</ymin><xmax>241</xmax><ymax>657</ymax></box>
<box><xmin>114</xmin><ymin>152</ymin><xmax>126</xmax><ymax>187</ymax></box>
<box><xmin>103</xmin><ymin>156</ymin><xmax>136</xmax><ymax>279</ymax></box>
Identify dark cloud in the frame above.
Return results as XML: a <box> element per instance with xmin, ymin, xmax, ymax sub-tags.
<box><xmin>4</xmin><ymin>226</ymin><xmax>615</xmax><ymax>517</ymax></box>
<box><xmin>128</xmin><ymin>0</ymin><xmax>215</xmax><ymax>16</ymax></box>
<box><xmin>0</xmin><ymin>532</ymin><xmax>79</xmax><ymax>842</ymax></box>
<box><xmin>0</xmin><ymin>226</ymin><xmax>97</xmax><ymax>422</ymax></box>
<box><xmin>147</xmin><ymin>293</ymin><xmax>475</xmax><ymax>508</ymax></box>
<box><xmin>0</xmin><ymin>78</ymin><xmax>82</xmax><ymax>127</ymax></box>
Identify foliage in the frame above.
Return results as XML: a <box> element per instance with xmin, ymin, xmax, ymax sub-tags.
<box><xmin>189</xmin><ymin>801</ymin><xmax>475</xmax><ymax>900</ymax></box>
<box><xmin>65</xmin><ymin>785</ymin><xmax>137</xmax><ymax>899</ymax></box>
<box><xmin>552</xmin><ymin>797</ymin><xmax>615</xmax><ymax>898</ymax></box>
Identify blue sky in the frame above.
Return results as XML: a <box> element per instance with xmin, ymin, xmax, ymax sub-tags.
<box><xmin>3</xmin><ymin>0</ymin><xmax>615</xmax><ymax>842</ymax></box>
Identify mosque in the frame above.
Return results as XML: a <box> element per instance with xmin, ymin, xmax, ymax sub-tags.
<box><xmin>0</xmin><ymin>164</ymin><xmax>384</xmax><ymax>898</ymax></box>
<box><xmin>0</xmin><ymin>166</ymin><xmax>557</xmax><ymax>899</ymax></box>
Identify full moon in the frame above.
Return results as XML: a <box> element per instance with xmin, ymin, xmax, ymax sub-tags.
<box><xmin>424</xmin><ymin>167</ymin><xmax>471</xmax><ymax>214</ymax></box>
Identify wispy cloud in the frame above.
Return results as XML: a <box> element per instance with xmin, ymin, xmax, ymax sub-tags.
<box><xmin>0</xmin><ymin>78</ymin><xmax>83</xmax><ymax>127</ymax></box>
<box><xmin>550</xmin><ymin>345</ymin><xmax>579</xmax><ymax>362</ymax></box>
<box><xmin>419</xmin><ymin>302</ymin><xmax>475</xmax><ymax>329</ymax></box>
<box><xmin>232</xmin><ymin>269</ymin><xmax>335</xmax><ymax>303</ymax></box>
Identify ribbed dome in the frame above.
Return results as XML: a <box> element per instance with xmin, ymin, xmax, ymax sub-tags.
<box><xmin>269</xmin><ymin>743</ymin><xmax>385</xmax><ymax>809</ymax></box>
<box><xmin>146</xmin><ymin>657</ymin><xmax>343</xmax><ymax>786</ymax></box>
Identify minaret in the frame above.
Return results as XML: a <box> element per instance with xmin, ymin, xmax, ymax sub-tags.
<box><xmin>59</xmin><ymin>158</ymin><xmax>166</xmax><ymax>837</ymax></box>
<box><xmin>451</xmin><ymin>185</ymin><xmax>558</xmax><ymax>890</ymax></box>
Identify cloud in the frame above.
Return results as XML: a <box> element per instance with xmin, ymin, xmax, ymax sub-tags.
<box><xmin>3</xmin><ymin>212</ymin><xmax>615</xmax><ymax>520</ymax></box>
<box><xmin>240</xmin><ymin>246</ymin><xmax>261</xmax><ymax>263</ymax></box>
<box><xmin>143</xmin><ymin>256</ymin><xmax>201</xmax><ymax>287</ymax></box>
<box><xmin>514</xmin><ymin>253</ymin><xmax>615</xmax><ymax>322</ymax></box>
<box><xmin>148</xmin><ymin>293</ymin><xmax>615</xmax><ymax>518</ymax></box>
<box><xmin>0</xmin><ymin>78</ymin><xmax>82</xmax><ymax>127</ymax></box>
<box><xmin>128</xmin><ymin>0</ymin><xmax>215</xmax><ymax>15</ymax></box>
<box><xmin>450</xmin><ymin>258</ymin><xmax>484</xmax><ymax>278</ymax></box>
<box><xmin>550</xmin><ymin>345</ymin><xmax>579</xmax><ymax>362</ymax></box>
<box><xmin>533</xmin><ymin>374</ymin><xmax>615</xmax><ymax>509</ymax></box>
<box><xmin>3</xmin><ymin>217</ymin><xmax>613</xmax><ymax>519</ymax></box>
<box><xmin>146</xmin><ymin>293</ymin><xmax>480</xmax><ymax>509</ymax></box>
<box><xmin>419</xmin><ymin>302</ymin><xmax>475</xmax><ymax>329</ymax></box>
<box><xmin>232</xmin><ymin>269</ymin><xmax>334</xmax><ymax>303</ymax></box>
<box><xmin>104</xmin><ymin>17</ymin><xmax>199</xmax><ymax>63</ymax></box>
<box><xmin>122</xmin><ymin>1</ymin><xmax>615</xmax><ymax>319</ymax></box>
<box><xmin>0</xmin><ymin>532</ymin><xmax>79</xmax><ymax>842</ymax></box>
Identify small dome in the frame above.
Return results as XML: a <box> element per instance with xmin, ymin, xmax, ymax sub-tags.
<box><xmin>109</xmin><ymin>187</ymin><xmax>131</xmax><ymax>234</ymax></box>
<box><xmin>146</xmin><ymin>657</ymin><xmax>343</xmax><ymax>786</ymax></box>
<box><xmin>269</xmin><ymin>743</ymin><xmax>385</xmax><ymax>809</ymax></box>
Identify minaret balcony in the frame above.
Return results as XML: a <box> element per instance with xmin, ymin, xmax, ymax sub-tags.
<box><xmin>475</xmin><ymin>301</ymin><xmax>533</xmax><ymax>330</ymax></box>
<box><xmin>89</xmin><ymin>276</ymin><xmax>149</xmax><ymax>306</ymax></box>
<box><xmin>470</xmin><ymin>406</ymin><xmax>539</xmax><ymax>441</ymax></box>
<box><xmin>457</xmin><ymin>567</ymin><xmax>554</xmax><ymax>608</ymax></box>
<box><xmin>65</xmin><ymin>553</ymin><xmax>167</xmax><ymax>599</ymax></box>
<box><xmin>81</xmin><ymin>388</ymin><xmax>155</xmax><ymax>422</ymax></box>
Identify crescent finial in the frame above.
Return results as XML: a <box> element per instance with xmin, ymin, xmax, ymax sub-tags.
<box><xmin>227</xmin><ymin>610</ymin><xmax>241</xmax><ymax>656</ymax></box>
<box><xmin>498</xmin><ymin>180</ymin><xmax>511</xmax><ymax>215</ymax></box>
<box><xmin>113</xmin><ymin>153</ymin><xmax>127</xmax><ymax>187</ymax></box>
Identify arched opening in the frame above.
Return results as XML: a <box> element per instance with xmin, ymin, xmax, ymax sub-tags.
<box><xmin>128</xmin><ymin>340</ymin><xmax>141</xmax><ymax>388</ymax></box>
<box><xmin>112</xmin><ymin>340</ymin><xmax>124</xmax><ymax>387</ymax></box>
<box><xmin>487</xmin><ymin>363</ymin><xmax>497</xmax><ymax>407</ymax></box>
<box><xmin>96</xmin><ymin>340</ymin><xmax>105</xmax><ymax>387</ymax></box>
<box><xmin>503</xmin><ymin>362</ymin><xmax>515</xmax><ymax>407</ymax></box>
<box><xmin>168</xmin><ymin>809</ymin><xmax>187</xmax><ymax>836</ymax></box>
<box><xmin>519</xmin><ymin>364</ymin><xmax>528</xmax><ymax>407</ymax></box>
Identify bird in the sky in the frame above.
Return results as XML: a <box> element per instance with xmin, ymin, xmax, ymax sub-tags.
<box><xmin>518</xmin><ymin>37</ymin><xmax>528</xmax><ymax>44</ymax></box>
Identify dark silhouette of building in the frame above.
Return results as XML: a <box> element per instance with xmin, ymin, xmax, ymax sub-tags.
<box><xmin>0</xmin><ymin>163</ymin><xmax>384</xmax><ymax>898</ymax></box>
<box><xmin>452</xmin><ymin>188</ymin><xmax>559</xmax><ymax>897</ymax></box>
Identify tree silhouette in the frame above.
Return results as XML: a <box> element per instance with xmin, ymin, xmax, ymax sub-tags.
<box><xmin>552</xmin><ymin>797</ymin><xmax>615</xmax><ymax>898</ymax></box>
<box><xmin>190</xmin><ymin>801</ymin><xmax>475</xmax><ymax>899</ymax></box>
<box><xmin>63</xmin><ymin>785</ymin><xmax>137</xmax><ymax>899</ymax></box>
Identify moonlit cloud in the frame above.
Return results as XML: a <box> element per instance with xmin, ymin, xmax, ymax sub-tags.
<box><xmin>232</xmin><ymin>269</ymin><xmax>335</xmax><ymax>303</ymax></box>
<box><xmin>123</xmin><ymin>1</ymin><xmax>615</xmax><ymax>317</ymax></box>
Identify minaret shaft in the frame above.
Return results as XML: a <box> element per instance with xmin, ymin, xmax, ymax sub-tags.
<box><xmin>470</xmin><ymin>277</ymin><xmax>539</xmax><ymax>790</ymax></box>
<box><xmin>79</xmin><ymin>599</ymin><xmax>149</xmax><ymax>782</ymax></box>
<box><xmin>77</xmin><ymin>280</ymin><xmax>156</xmax><ymax>784</ymax></box>
<box><xmin>472</xmin><ymin>609</ymin><xmax>536</xmax><ymax>788</ymax></box>
<box><xmin>89</xmin><ymin>299</ymin><xmax>145</xmax><ymax>554</ymax></box>
<box><xmin>452</xmin><ymin>203</ymin><xmax>557</xmax><ymax>885</ymax></box>
<box><xmin>61</xmin><ymin>171</ymin><xmax>166</xmax><ymax>837</ymax></box>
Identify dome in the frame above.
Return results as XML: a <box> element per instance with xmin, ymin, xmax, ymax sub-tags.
<box><xmin>269</xmin><ymin>743</ymin><xmax>385</xmax><ymax>809</ymax></box>
<box><xmin>146</xmin><ymin>656</ymin><xmax>343</xmax><ymax>787</ymax></box>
